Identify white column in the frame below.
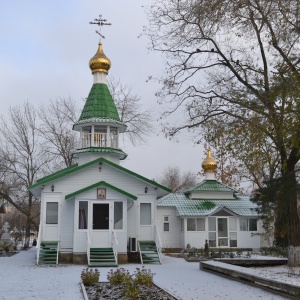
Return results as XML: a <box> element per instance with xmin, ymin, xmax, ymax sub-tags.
<box><xmin>205</xmin><ymin>171</ymin><xmax>215</xmax><ymax>180</ymax></box>
<box><xmin>93</xmin><ymin>72</ymin><xmax>107</xmax><ymax>84</ymax></box>
<box><xmin>91</xmin><ymin>125</ymin><xmax>94</xmax><ymax>147</ymax></box>
<box><xmin>80</xmin><ymin>128</ymin><xmax>83</xmax><ymax>148</ymax></box>
<box><xmin>116</xmin><ymin>128</ymin><xmax>119</xmax><ymax>148</ymax></box>
<box><xmin>107</xmin><ymin>126</ymin><xmax>111</xmax><ymax>147</ymax></box>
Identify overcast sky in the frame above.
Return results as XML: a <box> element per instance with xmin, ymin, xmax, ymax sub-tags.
<box><xmin>0</xmin><ymin>1</ymin><xmax>204</xmax><ymax>181</ymax></box>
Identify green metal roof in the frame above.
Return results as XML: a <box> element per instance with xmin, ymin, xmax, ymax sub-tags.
<box><xmin>73</xmin><ymin>147</ymin><xmax>127</xmax><ymax>160</ymax></box>
<box><xmin>77</xmin><ymin>83</ymin><xmax>120</xmax><ymax>122</ymax></box>
<box><xmin>36</xmin><ymin>164</ymin><xmax>78</xmax><ymax>183</ymax></box>
<box><xmin>186</xmin><ymin>180</ymin><xmax>238</xmax><ymax>193</ymax></box>
<box><xmin>157</xmin><ymin>193</ymin><xmax>258</xmax><ymax>217</ymax></box>
<box><xmin>65</xmin><ymin>180</ymin><xmax>137</xmax><ymax>200</ymax></box>
<box><xmin>28</xmin><ymin>157</ymin><xmax>171</xmax><ymax>193</ymax></box>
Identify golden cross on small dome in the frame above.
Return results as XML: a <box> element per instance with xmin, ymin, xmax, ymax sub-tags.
<box><xmin>89</xmin><ymin>14</ymin><xmax>112</xmax><ymax>40</ymax></box>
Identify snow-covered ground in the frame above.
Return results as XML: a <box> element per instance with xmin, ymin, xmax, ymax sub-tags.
<box><xmin>209</xmin><ymin>254</ymin><xmax>300</xmax><ymax>287</ymax></box>
<box><xmin>0</xmin><ymin>248</ymin><xmax>291</xmax><ymax>300</ymax></box>
<box><xmin>253</xmin><ymin>264</ymin><xmax>300</xmax><ymax>287</ymax></box>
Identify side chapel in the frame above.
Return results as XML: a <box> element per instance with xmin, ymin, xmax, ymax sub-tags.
<box><xmin>28</xmin><ymin>39</ymin><xmax>263</xmax><ymax>266</ymax></box>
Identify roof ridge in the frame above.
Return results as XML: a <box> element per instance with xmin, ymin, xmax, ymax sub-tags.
<box><xmin>65</xmin><ymin>180</ymin><xmax>137</xmax><ymax>200</ymax></box>
<box><xmin>186</xmin><ymin>179</ymin><xmax>238</xmax><ymax>193</ymax></box>
<box><xmin>28</xmin><ymin>157</ymin><xmax>171</xmax><ymax>193</ymax></box>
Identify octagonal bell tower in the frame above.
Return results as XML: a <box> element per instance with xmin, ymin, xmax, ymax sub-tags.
<box><xmin>72</xmin><ymin>42</ymin><xmax>127</xmax><ymax>165</ymax></box>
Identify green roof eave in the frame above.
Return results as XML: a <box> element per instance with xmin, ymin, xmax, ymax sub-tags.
<box><xmin>101</xmin><ymin>158</ymin><xmax>172</xmax><ymax>193</ymax></box>
<box><xmin>73</xmin><ymin>117</ymin><xmax>126</xmax><ymax>129</ymax></box>
<box><xmin>28</xmin><ymin>157</ymin><xmax>171</xmax><ymax>193</ymax></box>
<box><xmin>65</xmin><ymin>180</ymin><xmax>137</xmax><ymax>200</ymax></box>
<box><xmin>36</xmin><ymin>164</ymin><xmax>78</xmax><ymax>183</ymax></box>
<box><xmin>28</xmin><ymin>158</ymin><xmax>104</xmax><ymax>190</ymax></box>
<box><xmin>72</xmin><ymin>147</ymin><xmax>127</xmax><ymax>160</ymax></box>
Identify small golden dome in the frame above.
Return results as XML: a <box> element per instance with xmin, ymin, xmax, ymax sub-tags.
<box><xmin>89</xmin><ymin>42</ymin><xmax>111</xmax><ymax>74</ymax></box>
<box><xmin>202</xmin><ymin>149</ymin><xmax>217</xmax><ymax>172</ymax></box>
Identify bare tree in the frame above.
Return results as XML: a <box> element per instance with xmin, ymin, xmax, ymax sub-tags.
<box><xmin>0</xmin><ymin>102</ymin><xmax>50</xmax><ymax>247</ymax></box>
<box><xmin>0</xmin><ymin>75</ymin><xmax>154</xmax><ymax>247</ymax></box>
<box><xmin>108</xmin><ymin>77</ymin><xmax>153</xmax><ymax>145</ymax></box>
<box><xmin>39</xmin><ymin>98</ymin><xmax>79</xmax><ymax>168</ymax></box>
<box><xmin>146</xmin><ymin>0</ymin><xmax>300</xmax><ymax>264</ymax></box>
<box><xmin>38</xmin><ymin>80</ymin><xmax>153</xmax><ymax>172</ymax></box>
<box><xmin>158</xmin><ymin>166</ymin><xmax>197</xmax><ymax>192</ymax></box>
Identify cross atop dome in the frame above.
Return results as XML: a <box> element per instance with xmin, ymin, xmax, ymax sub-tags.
<box><xmin>72</xmin><ymin>18</ymin><xmax>127</xmax><ymax>164</ymax></box>
<box><xmin>89</xmin><ymin>14</ymin><xmax>112</xmax><ymax>40</ymax></box>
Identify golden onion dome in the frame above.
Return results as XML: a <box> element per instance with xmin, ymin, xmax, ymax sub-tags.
<box><xmin>202</xmin><ymin>149</ymin><xmax>217</xmax><ymax>172</ymax></box>
<box><xmin>89</xmin><ymin>42</ymin><xmax>111</xmax><ymax>74</ymax></box>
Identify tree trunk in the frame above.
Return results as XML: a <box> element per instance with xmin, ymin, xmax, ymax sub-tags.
<box><xmin>280</xmin><ymin>170</ymin><xmax>300</xmax><ymax>266</ymax></box>
<box><xmin>274</xmin><ymin>180</ymin><xmax>288</xmax><ymax>247</ymax></box>
<box><xmin>24</xmin><ymin>219</ymin><xmax>32</xmax><ymax>249</ymax></box>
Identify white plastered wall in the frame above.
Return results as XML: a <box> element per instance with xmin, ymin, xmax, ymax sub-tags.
<box><xmin>156</xmin><ymin>207</ymin><xmax>182</xmax><ymax>248</ymax></box>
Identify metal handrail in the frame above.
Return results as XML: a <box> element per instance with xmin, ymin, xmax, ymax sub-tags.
<box><xmin>155</xmin><ymin>225</ymin><xmax>163</xmax><ymax>263</ymax></box>
<box><xmin>87</xmin><ymin>231</ymin><xmax>91</xmax><ymax>265</ymax></box>
<box><xmin>36</xmin><ymin>224</ymin><xmax>41</xmax><ymax>265</ymax></box>
<box><xmin>56</xmin><ymin>241</ymin><xmax>60</xmax><ymax>265</ymax></box>
<box><xmin>138</xmin><ymin>242</ymin><xmax>144</xmax><ymax>264</ymax></box>
<box><xmin>111</xmin><ymin>231</ymin><xmax>119</xmax><ymax>265</ymax></box>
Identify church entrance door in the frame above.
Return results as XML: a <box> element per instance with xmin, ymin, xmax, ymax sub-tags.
<box><xmin>90</xmin><ymin>202</ymin><xmax>112</xmax><ymax>248</ymax></box>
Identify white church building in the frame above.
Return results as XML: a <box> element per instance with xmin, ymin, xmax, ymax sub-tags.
<box><xmin>157</xmin><ymin>150</ymin><xmax>263</xmax><ymax>251</ymax></box>
<box><xmin>28</xmin><ymin>41</ymin><xmax>263</xmax><ymax>266</ymax></box>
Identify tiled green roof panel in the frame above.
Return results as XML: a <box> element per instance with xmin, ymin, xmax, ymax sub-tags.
<box><xmin>187</xmin><ymin>180</ymin><xmax>237</xmax><ymax>193</ymax></box>
<box><xmin>157</xmin><ymin>193</ymin><xmax>258</xmax><ymax>217</ymax></box>
<box><xmin>78</xmin><ymin>83</ymin><xmax>120</xmax><ymax>121</ymax></box>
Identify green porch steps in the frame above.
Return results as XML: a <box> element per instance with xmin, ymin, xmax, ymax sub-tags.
<box><xmin>138</xmin><ymin>241</ymin><xmax>161</xmax><ymax>264</ymax></box>
<box><xmin>88</xmin><ymin>247</ymin><xmax>117</xmax><ymax>267</ymax></box>
<box><xmin>38</xmin><ymin>241</ymin><xmax>58</xmax><ymax>265</ymax></box>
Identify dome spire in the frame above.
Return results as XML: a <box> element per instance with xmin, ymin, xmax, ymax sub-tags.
<box><xmin>89</xmin><ymin>42</ymin><xmax>111</xmax><ymax>74</ymax></box>
<box><xmin>202</xmin><ymin>149</ymin><xmax>217</xmax><ymax>180</ymax></box>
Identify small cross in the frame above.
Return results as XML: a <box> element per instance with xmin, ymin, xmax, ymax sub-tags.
<box><xmin>89</xmin><ymin>14</ymin><xmax>112</xmax><ymax>40</ymax></box>
<box><xmin>2</xmin><ymin>222</ymin><xmax>9</xmax><ymax>233</ymax></box>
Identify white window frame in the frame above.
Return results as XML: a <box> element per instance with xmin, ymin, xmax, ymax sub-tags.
<box><xmin>78</xmin><ymin>201</ymin><xmax>88</xmax><ymax>230</ymax></box>
<box><xmin>163</xmin><ymin>216</ymin><xmax>170</xmax><ymax>232</ymax></box>
<box><xmin>46</xmin><ymin>202</ymin><xmax>58</xmax><ymax>224</ymax></box>
<box><xmin>240</xmin><ymin>218</ymin><xmax>258</xmax><ymax>232</ymax></box>
<box><xmin>114</xmin><ymin>201</ymin><xmax>123</xmax><ymax>230</ymax></box>
<box><xmin>187</xmin><ymin>218</ymin><xmax>205</xmax><ymax>231</ymax></box>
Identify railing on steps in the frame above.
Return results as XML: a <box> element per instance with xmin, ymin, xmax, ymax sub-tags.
<box><xmin>87</xmin><ymin>231</ymin><xmax>91</xmax><ymax>265</ymax></box>
<box><xmin>111</xmin><ymin>231</ymin><xmax>118</xmax><ymax>265</ymax></box>
<box><xmin>36</xmin><ymin>224</ymin><xmax>42</xmax><ymax>265</ymax></box>
<box><xmin>138</xmin><ymin>242</ymin><xmax>144</xmax><ymax>264</ymax></box>
<box><xmin>56</xmin><ymin>242</ymin><xmax>60</xmax><ymax>265</ymax></box>
<box><xmin>155</xmin><ymin>225</ymin><xmax>163</xmax><ymax>263</ymax></box>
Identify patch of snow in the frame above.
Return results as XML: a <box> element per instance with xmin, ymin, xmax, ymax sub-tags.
<box><xmin>0</xmin><ymin>249</ymin><xmax>290</xmax><ymax>299</ymax></box>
